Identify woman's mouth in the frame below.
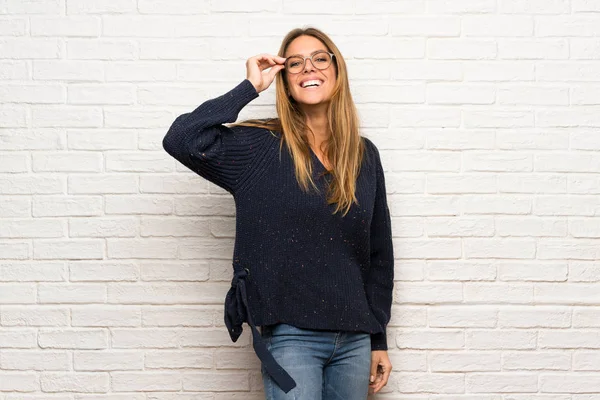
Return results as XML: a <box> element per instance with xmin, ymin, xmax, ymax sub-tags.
<box><xmin>300</xmin><ymin>79</ymin><xmax>323</xmax><ymax>89</ymax></box>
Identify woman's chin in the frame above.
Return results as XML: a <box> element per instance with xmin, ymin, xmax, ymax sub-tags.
<box><xmin>295</xmin><ymin>94</ymin><xmax>332</xmax><ymax>107</ymax></box>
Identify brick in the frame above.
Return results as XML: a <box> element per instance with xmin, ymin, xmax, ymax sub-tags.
<box><xmin>32</xmin><ymin>152</ymin><xmax>102</xmax><ymax>172</ymax></box>
<box><xmin>69</xmin><ymin>262</ymin><xmax>139</xmax><ymax>282</ymax></box>
<box><xmin>182</xmin><ymin>372</ymin><xmax>249</xmax><ymax>391</ymax></box>
<box><xmin>0</xmin><ymin>262</ymin><xmax>66</xmax><ymax>282</ymax></box>
<box><xmin>1</xmin><ymin>350</ymin><xmax>70</xmax><ymax>371</ymax></box>
<box><xmin>141</xmin><ymin>306</ymin><xmax>217</xmax><ymax>327</ymax></box>
<box><xmin>110</xmin><ymin>328</ymin><xmax>180</xmax><ymax>349</ymax></box>
<box><xmin>145</xmin><ymin>350</ymin><xmax>213</xmax><ymax>369</ymax></box>
<box><xmin>140</xmin><ymin>262</ymin><xmax>209</xmax><ymax>281</ymax></box>
<box><xmin>67</xmin><ymin>0</ymin><xmax>137</xmax><ymax>14</ymax></box>
<box><xmin>33</xmin><ymin>240</ymin><xmax>104</xmax><ymax>260</ymax></box>
<box><xmin>40</xmin><ymin>372</ymin><xmax>109</xmax><ymax>393</ymax></box>
<box><xmin>71</xmin><ymin>306</ymin><xmax>141</xmax><ymax>327</ymax></box>
<box><xmin>39</xmin><ymin>329</ymin><xmax>108</xmax><ymax>350</ymax></box>
<box><xmin>504</xmin><ymin>351</ymin><xmax>570</xmax><ymax>370</ymax></box>
<box><xmin>0</xmin><ymin>219</ymin><xmax>64</xmax><ymax>238</ymax></box>
<box><xmin>467</xmin><ymin>330</ymin><xmax>537</xmax><ymax>349</ymax></box>
<box><xmin>0</xmin><ymin>329</ymin><xmax>37</xmax><ymax>348</ymax></box>
<box><xmin>395</xmin><ymin>329</ymin><xmax>464</xmax><ymax>349</ymax></box>
<box><xmin>69</xmin><ymin>217</ymin><xmax>138</xmax><ymax>238</ymax></box>
<box><xmin>33</xmin><ymin>196</ymin><xmax>103</xmax><ymax>217</ymax></box>
<box><xmin>0</xmin><ymin>283</ymin><xmax>36</xmax><ymax>304</ymax></box>
<box><xmin>0</xmin><ymin>372</ymin><xmax>38</xmax><ymax>392</ymax></box>
<box><xmin>1</xmin><ymin>306</ymin><xmax>69</xmax><ymax>327</ymax></box>
<box><xmin>107</xmin><ymin>282</ymin><xmax>227</xmax><ymax>304</ymax></box>
<box><xmin>427</xmin><ymin>261</ymin><xmax>496</xmax><ymax>281</ymax></box>
<box><xmin>110</xmin><ymin>372</ymin><xmax>181</xmax><ymax>391</ymax></box>
<box><xmin>0</xmin><ymin>238</ymin><xmax>34</xmax><ymax>269</ymax></box>
<box><xmin>467</xmin><ymin>373</ymin><xmax>537</xmax><ymax>392</ymax></box>
<box><xmin>430</xmin><ymin>352</ymin><xmax>500</xmax><ymax>371</ymax></box>
<box><xmin>30</xmin><ymin>16</ymin><xmax>100</xmax><ymax>36</ymax></box>
<box><xmin>498</xmin><ymin>263</ymin><xmax>567</xmax><ymax>282</ymax></box>
<box><xmin>498</xmin><ymin>307</ymin><xmax>571</xmax><ymax>328</ymax></box>
<box><xmin>0</xmin><ymin>175</ymin><xmax>64</xmax><ymax>195</ymax></box>
<box><xmin>74</xmin><ymin>351</ymin><xmax>144</xmax><ymax>371</ymax></box>
<box><xmin>140</xmin><ymin>218</ymin><xmax>211</xmax><ymax>238</ymax></box>
<box><xmin>105</xmin><ymin>195</ymin><xmax>173</xmax><ymax>215</ymax></box>
<box><xmin>393</xmin><ymin>283</ymin><xmax>463</xmax><ymax>304</ymax></box>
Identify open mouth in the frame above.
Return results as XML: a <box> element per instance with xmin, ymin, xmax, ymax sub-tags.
<box><xmin>300</xmin><ymin>79</ymin><xmax>323</xmax><ymax>89</ymax></box>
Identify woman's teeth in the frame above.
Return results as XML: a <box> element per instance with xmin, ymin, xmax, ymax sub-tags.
<box><xmin>301</xmin><ymin>80</ymin><xmax>322</xmax><ymax>88</ymax></box>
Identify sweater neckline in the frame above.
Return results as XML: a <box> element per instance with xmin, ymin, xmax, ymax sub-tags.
<box><xmin>309</xmin><ymin>147</ymin><xmax>331</xmax><ymax>173</ymax></box>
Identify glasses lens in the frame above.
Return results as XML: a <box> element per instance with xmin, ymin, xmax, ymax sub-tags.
<box><xmin>312</xmin><ymin>51</ymin><xmax>332</xmax><ymax>70</ymax></box>
<box><xmin>285</xmin><ymin>52</ymin><xmax>333</xmax><ymax>73</ymax></box>
<box><xmin>286</xmin><ymin>56</ymin><xmax>304</xmax><ymax>73</ymax></box>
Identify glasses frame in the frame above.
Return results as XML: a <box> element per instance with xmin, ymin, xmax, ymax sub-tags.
<box><xmin>284</xmin><ymin>51</ymin><xmax>336</xmax><ymax>74</ymax></box>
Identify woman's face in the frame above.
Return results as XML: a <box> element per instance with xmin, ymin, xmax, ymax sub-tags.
<box><xmin>284</xmin><ymin>35</ymin><xmax>337</xmax><ymax>108</ymax></box>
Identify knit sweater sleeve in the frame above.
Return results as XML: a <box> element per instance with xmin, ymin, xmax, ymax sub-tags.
<box><xmin>162</xmin><ymin>79</ymin><xmax>263</xmax><ymax>194</ymax></box>
<box><xmin>365</xmin><ymin>139</ymin><xmax>395</xmax><ymax>351</ymax></box>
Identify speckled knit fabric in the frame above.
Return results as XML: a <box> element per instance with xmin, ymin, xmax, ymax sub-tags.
<box><xmin>162</xmin><ymin>79</ymin><xmax>394</xmax><ymax>388</ymax></box>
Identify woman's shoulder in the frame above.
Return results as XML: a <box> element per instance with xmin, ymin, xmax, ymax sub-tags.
<box><xmin>229</xmin><ymin>118</ymin><xmax>282</xmax><ymax>137</ymax></box>
<box><xmin>360</xmin><ymin>136</ymin><xmax>382</xmax><ymax>167</ymax></box>
<box><xmin>361</xmin><ymin>135</ymin><xmax>380</xmax><ymax>152</ymax></box>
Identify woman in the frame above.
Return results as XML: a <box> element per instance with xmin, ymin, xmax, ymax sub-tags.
<box><xmin>162</xmin><ymin>27</ymin><xmax>394</xmax><ymax>399</ymax></box>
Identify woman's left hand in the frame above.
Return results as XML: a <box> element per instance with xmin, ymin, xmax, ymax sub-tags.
<box><xmin>369</xmin><ymin>350</ymin><xmax>392</xmax><ymax>393</ymax></box>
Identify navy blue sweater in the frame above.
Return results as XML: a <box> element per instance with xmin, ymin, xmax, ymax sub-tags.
<box><xmin>162</xmin><ymin>79</ymin><xmax>394</xmax><ymax>392</ymax></box>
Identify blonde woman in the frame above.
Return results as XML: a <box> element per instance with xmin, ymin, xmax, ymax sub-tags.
<box><xmin>162</xmin><ymin>27</ymin><xmax>394</xmax><ymax>399</ymax></box>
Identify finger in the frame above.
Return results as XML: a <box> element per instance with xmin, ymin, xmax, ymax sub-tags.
<box><xmin>381</xmin><ymin>367</ymin><xmax>391</xmax><ymax>387</ymax></box>
<box><xmin>249</xmin><ymin>54</ymin><xmax>270</xmax><ymax>67</ymax></box>
<box><xmin>374</xmin><ymin>365</ymin><xmax>391</xmax><ymax>393</ymax></box>
<box><xmin>264</xmin><ymin>54</ymin><xmax>287</xmax><ymax>65</ymax></box>
<box><xmin>262</xmin><ymin>54</ymin><xmax>283</xmax><ymax>63</ymax></box>
<box><xmin>258</xmin><ymin>58</ymin><xmax>280</xmax><ymax>71</ymax></box>
<box><xmin>267</xmin><ymin>64</ymin><xmax>285</xmax><ymax>81</ymax></box>
<box><xmin>248</xmin><ymin>54</ymin><xmax>269</xmax><ymax>65</ymax></box>
<box><xmin>369</xmin><ymin>361</ymin><xmax>378</xmax><ymax>385</ymax></box>
<box><xmin>373</xmin><ymin>375</ymin><xmax>385</xmax><ymax>393</ymax></box>
<box><xmin>370</xmin><ymin>366</ymin><xmax>383</xmax><ymax>390</ymax></box>
<box><xmin>369</xmin><ymin>371</ymin><xmax>382</xmax><ymax>387</ymax></box>
<box><xmin>256</xmin><ymin>57</ymin><xmax>274</xmax><ymax>70</ymax></box>
<box><xmin>257</xmin><ymin>54</ymin><xmax>278</xmax><ymax>64</ymax></box>
<box><xmin>374</xmin><ymin>378</ymin><xmax>387</xmax><ymax>393</ymax></box>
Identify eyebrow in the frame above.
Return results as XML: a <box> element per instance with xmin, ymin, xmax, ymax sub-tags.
<box><xmin>285</xmin><ymin>49</ymin><xmax>328</xmax><ymax>58</ymax></box>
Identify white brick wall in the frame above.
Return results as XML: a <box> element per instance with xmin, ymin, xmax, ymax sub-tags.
<box><xmin>1</xmin><ymin>0</ymin><xmax>599</xmax><ymax>398</ymax></box>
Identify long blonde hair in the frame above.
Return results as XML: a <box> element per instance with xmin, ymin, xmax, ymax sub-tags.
<box><xmin>232</xmin><ymin>27</ymin><xmax>365</xmax><ymax>217</ymax></box>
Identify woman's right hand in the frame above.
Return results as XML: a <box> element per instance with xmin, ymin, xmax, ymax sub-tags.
<box><xmin>246</xmin><ymin>54</ymin><xmax>286</xmax><ymax>94</ymax></box>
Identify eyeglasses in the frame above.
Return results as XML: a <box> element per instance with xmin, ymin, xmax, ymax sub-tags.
<box><xmin>284</xmin><ymin>51</ymin><xmax>335</xmax><ymax>74</ymax></box>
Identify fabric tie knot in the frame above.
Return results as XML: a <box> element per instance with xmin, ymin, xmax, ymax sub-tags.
<box><xmin>225</xmin><ymin>266</ymin><xmax>249</xmax><ymax>341</ymax></box>
<box><xmin>223</xmin><ymin>261</ymin><xmax>297</xmax><ymax>393</ymax></box>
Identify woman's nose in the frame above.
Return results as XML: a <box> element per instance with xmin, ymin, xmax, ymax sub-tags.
<box><xmin>303</xmin><ymin>58</ymin><xmax>316</xmax><ymax>72</ymax></box>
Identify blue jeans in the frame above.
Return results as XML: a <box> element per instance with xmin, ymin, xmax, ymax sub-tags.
<box><xmin>260</xmin><ymin>323</ymin><xmax>371</xmax><ymax>400</ymax></box>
